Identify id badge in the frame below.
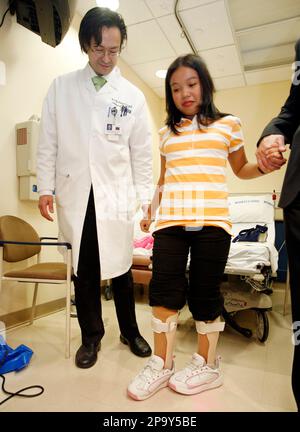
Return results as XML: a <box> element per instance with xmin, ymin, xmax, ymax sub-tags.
<box><xmin>105</xmin><ymin>123</ymin><xmax>122</xmax><ymax>135</ymax></box>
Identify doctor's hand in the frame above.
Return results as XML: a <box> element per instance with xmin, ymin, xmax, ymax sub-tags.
<box><xmin>39</xmin><ymin>195</ymin><xmax>54</xmax><ymax>222</ymax></box>
<box><xmin>256</xmin><ymin>134</ymin><xmax>287</xmax><ymax>173</ymax></box>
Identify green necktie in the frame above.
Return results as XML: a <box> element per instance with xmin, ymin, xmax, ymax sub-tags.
<box><xmin>92</xmin><ymin>75</ymin><xmax>107</xmax><ymax>91</ymax></box>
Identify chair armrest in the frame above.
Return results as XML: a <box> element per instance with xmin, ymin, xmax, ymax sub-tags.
<box><xmin>0</xmin><ymin>240</ymin><xmax>72</xmax><ymax>249</ymax></box>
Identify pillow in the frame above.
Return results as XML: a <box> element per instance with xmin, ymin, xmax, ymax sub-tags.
<box><xmin>228</xmin><ymin>194</ymin><xmax>274</xmax><ymax>224</ymax></box>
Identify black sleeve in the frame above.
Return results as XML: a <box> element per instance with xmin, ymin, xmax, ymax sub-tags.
<box><xmin>257</xmin><ymin>39</ymin><xmax>300</xmax><ymax>146</ymax></box>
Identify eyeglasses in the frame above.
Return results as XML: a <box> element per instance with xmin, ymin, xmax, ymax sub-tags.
<box><xmin>90</xmin><ymin>46</ymin><xmax>120</xmax><ymax>58</ymax></box>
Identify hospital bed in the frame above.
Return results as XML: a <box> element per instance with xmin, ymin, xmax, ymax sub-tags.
<box><xmin>131</xmin><ymin>194</ymin><xmax>278</xmax><ymax>343</ymax></box>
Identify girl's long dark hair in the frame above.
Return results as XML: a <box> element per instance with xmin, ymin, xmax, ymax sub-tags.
<box><xmin>165</xmin><ymin>54</ymin><xmax>229</xmax><ymax>134</ymax></box>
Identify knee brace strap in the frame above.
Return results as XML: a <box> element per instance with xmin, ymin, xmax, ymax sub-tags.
<box><xmin>195</xmin><ymin>319</ymin><xmax>225</xmax><ymax>334</ymax></box>
<box><xmin>151</xmin><ymin>314</ymin><xmax>178</xmax><ymax>334</ymax></box>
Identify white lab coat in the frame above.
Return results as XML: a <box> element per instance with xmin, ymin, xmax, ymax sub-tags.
<box><xmin>37</xmin><ymin>64</ymin><xmax>153</xmax><ymax>278</ymax></box>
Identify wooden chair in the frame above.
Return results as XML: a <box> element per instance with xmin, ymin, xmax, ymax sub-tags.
<box><xmin>0</xmin><ymin>215</ymin><xmax>72</xmax><ymax>358</ymax></box>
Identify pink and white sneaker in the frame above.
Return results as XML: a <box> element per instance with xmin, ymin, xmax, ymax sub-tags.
<box><xmin>127</xmin><ymin>355</ymin><xmax>174</xmax><ymax>401</ymax></box>
<box><xmin>168</xmin><ymin>353</ymin><xmax>222</xmax><ymax>395</ymax></box>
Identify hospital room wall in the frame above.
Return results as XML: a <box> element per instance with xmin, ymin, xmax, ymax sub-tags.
<box><xmin>215</xmin><ymin>82</ymin><xmax>291</xmax><ymax>197</ymax></box>
<box><xmin>0</xmin><ymin>10</ymin><xmax>162</xmax><ymax>319</ymax></box>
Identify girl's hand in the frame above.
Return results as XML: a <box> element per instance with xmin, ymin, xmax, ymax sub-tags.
<box><xmin>140</xmin><ymin>218</ymin><xmax>152</xmax><ymax>233</ymax></box>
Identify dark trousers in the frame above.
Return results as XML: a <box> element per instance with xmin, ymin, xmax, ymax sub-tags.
<box><xmin>149</xmin><ymin>226</ymin><xmax>231</xmax><ymax>321</ymax></box>
<box><xmin>73</xmin><ymin>187</ymin><xmax>140</xmax><ymax>346</ymax></box>
<box><xmin>284</xmin><ymin>192</ymin><xmax>300</xmax><ymax>411</ymax></box>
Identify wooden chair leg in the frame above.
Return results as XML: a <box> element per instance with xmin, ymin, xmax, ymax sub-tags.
<box><xmin>30</xmin><ymin>283</ymin><xmax>39</xmax><ymax>324</ymax></box>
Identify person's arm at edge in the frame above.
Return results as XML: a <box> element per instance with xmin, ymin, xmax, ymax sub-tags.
<box><xmin>256</xmin><ymin>39</ymin><xmax>300</xmax><ymax>171</ymax></box>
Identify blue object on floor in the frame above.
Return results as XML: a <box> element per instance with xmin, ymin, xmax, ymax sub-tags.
<box><xmin>0</xmin><ymin>335</ymin><xmax>33</xmax><ymax>374</ymax></box>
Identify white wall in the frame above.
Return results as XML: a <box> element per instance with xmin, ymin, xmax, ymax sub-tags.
<box><xmin>0</xmin><ymin>8</ymin><xmax>162</xmax><ymax>315</ymax></box>
<box><xmin>117</xmin><ymin>58</ymin><xmax>163</xmax><ymax>181</ymax></box>
<box><xmin>215</xmin><ymin>81</ymin><xmax>291</xmax><ymax>195</ymax></box>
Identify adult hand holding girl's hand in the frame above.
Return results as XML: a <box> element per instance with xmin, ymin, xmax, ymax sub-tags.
<box><xmin>256</xmin><ymin>134</ymin><xmax>287</xmax><ymax>173</ymax></box>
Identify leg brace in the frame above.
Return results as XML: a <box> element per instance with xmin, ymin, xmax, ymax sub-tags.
<box><xmin>195</xmin><ymin>316</ymin><xmax>225</xmax><ymax>365</ymax></box>
<box><xmin>151</xmin><ymin>313</ymin><xmax>178</xmax><ymax>370</ymax></box>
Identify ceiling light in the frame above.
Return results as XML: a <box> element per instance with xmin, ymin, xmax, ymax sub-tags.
<box><xmin>155</xmin><ymin>69</ymin><xmax>167</xmax><ymax>79</ymax></box>
<box><xmin>96</xmin><ymin>0</ymin><xmax>119</xmax><ymax>11</ymax></box>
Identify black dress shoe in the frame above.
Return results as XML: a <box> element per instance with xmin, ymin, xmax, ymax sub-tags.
<box><xmin>120</xmin><ymin>334</ymin><xmax>152</xmax><ymax>357</ymax></box>
<box><xmin>75</xmin><ymin>342</ymin><xmax>101</xmax><ymax>369</ymax></box>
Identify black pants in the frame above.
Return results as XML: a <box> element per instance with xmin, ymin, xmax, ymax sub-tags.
<box><xmin>149</xmin><ymin>226</ymin><xmax>231</xmax><ymax>321</ymax></box>
<box><xmin>284</xmin><ymin>192</ymin><xmax>300</xmax><ymax>411</ymax></box>
<box><xmin>73</xmin><ymin>187</ymin><xmax>140</xmax><ymax>346</ymax></box>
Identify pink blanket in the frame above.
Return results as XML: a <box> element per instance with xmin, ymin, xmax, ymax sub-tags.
<box><xmin>133</xmin><ymin>235</ymin><xmax>154</xmax><ymax>250</ymax></box>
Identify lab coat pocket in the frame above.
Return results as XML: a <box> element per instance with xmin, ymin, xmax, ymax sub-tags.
<box><xmin>55</xmin><ymin>172</ymin><xmax>71</xmax><ymax>208</ymax></box>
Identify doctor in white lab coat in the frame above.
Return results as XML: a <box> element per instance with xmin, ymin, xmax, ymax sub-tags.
<box><xmin>37</xmin><ymin>7</ymin><xmax>153</xmax><ymax>368</ymax></box>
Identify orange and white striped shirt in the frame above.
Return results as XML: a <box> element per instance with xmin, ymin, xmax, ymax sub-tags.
<box><xmin>155</xmin><ymin>115</ymin><xmax>244</xmax><ymax>234</ymax></box>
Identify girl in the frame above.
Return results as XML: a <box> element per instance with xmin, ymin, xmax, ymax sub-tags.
<box><xmin>128</xmin><ymin>54</ymin><xmax>266</xmax><ymax>401</ymax></box>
